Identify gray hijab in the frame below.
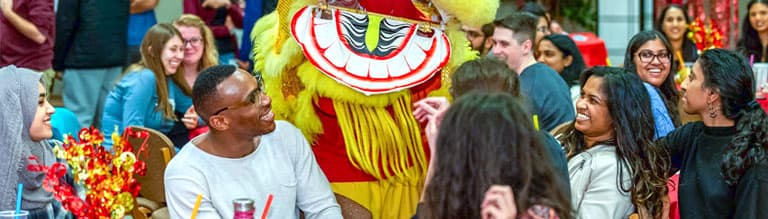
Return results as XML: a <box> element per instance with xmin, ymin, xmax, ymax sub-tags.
<box><xmin>0</xmin><ymin>66</ymin><xmax>54</xmax><ymax>211</ymax></box>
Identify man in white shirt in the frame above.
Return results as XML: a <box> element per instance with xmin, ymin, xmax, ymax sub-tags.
<box><xmin>164</xmin><ymin>65</ymin><xmax>342</xmax><ymax>219</ymax></box>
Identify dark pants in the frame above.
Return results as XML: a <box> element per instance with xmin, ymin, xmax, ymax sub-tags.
<box><xmin>126</xmin><ymin>45</ymin><xmax>141</xmax><ymax>66</ymax></box>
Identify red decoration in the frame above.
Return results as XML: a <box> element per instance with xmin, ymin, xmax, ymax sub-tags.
<box><xmin>28</xmin><ymin>127</ymin><xmax>149</xmax><ymax>219</ymax></box>
<box><xmin>688</xmin><ymin>17</ymin><xmax>725</xmax><ymax>52</ymax></box>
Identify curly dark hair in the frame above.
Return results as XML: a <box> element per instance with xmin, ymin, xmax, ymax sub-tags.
<box><xmin>624</xmin><ymin>30</ymin><xmax>682</xmax><ymax>127</ymax></box>
<box><xmin>737</xmin><ymin>0</ymin><xmax>768</xmax><ymax>63</ymax></box>
<box><xmin>423</xmin><ymin>91</ymin><xmax>572</xmax><ymax>219</ymax></box>
<box><xmin>554</xmin><ymin>66</ymin><xmax>670</xmax><ymax>218</ymax></box>
<box><xmin>695</xmin><ymin>49</ymin><xmax>768</xmax><ymax>185</ymax></box>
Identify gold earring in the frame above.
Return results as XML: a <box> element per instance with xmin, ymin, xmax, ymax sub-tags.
<box><xmin>707</xmin><ymin>102</ymin><xmax>717</xmax><ymax>118</ymax></box>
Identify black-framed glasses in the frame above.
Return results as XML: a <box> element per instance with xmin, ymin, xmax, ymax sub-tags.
<box><xmin>636</xmin><ymin>50</ymin><xmax>671</xmax><ymax>64</ymax></box>
<box><xmin>211</xmin><ymin>74</ymin><xmax>264</xmax><ymax>116</ymax></box>
<box><xmin>184</xmin><ymin>37</ymin><xmax>202</xmax><ymax>47</ymax></box>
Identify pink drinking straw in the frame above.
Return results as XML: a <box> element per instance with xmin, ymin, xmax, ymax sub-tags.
<box><xmin>260</xmin><ymin>194</ymin><xmax>274</xmax><ymax>219</ymax></box>
<box><xmin>751</xmin><ymin>54</ymin><xmax>755</xmax><ymax>66</ymax></box>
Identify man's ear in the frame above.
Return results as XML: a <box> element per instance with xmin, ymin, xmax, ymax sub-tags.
<box><xmin>522</xmin><ymin>39</ymin><xmax>533</xmax><ymax>55</ymax></box>
<box><xmin>208</xmin><ymin>115</ymin><xmax>230</xmax><ymax>131</ymax></box>
<box><xmin>483</xmin><ymin>37</ymin><xmax>494</xmax><ymax>51</ymax></box>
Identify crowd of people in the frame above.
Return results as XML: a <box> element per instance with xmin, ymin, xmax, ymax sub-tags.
<box><xmin>1</xmin><ymin>0</ymin><xmax>768</xmax><ymax>219</ymax></box>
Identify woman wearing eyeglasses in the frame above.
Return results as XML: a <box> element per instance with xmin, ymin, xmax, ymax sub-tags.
<box><xmin>170</xmin><ymin>15</ymin><xmax>220</xmax><ymax>141</ymax></box>
<box><xmin>172</xmin><ymin>14</ymin><xmax>220</xmax><ymax>93</ymax></box>
<box><xmin>623</xmin><ymin>30</ymin><xmax>681</xmax><ymax>139</ymax></box>
<box><xmin>101</xmin><ymin>24</ymin><xmax>196</xmax><ymax>149</ymax></box>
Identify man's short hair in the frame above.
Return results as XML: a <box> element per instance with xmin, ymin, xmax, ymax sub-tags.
<box><xmin>520</xmin><ymin>2</ymin><xmax>550</xmax><ymax>25</ymax></box>
<box><xmin>481</xmin><ymin>23</ymin><xmax>495</xmax><ymax>38</ymax></box>
<box><xmin>493</xmin><ymin>12</ymin><xmax>538</xmax><ymax>44</ymax></box>
<box><xmin>192</xmin><ymin>65</ymin><xmax>238</xmax><ymax>119</ymax></box>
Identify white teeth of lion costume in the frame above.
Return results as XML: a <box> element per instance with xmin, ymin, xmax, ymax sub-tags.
<box><xmin>251</xmin><ymin>0</ymin><xmax>497</xmax><ymax>218</ymax></box>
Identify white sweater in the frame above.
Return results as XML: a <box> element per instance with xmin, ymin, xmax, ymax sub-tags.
<box><xmin>164</xmin><ymin>121</ymin><xmax>342</xmax><ymax>219</ymax></box>
<box><xmin>568</xmin><ymin>144</ymin><xmax>635</xmax><ymax>219</ymax></box>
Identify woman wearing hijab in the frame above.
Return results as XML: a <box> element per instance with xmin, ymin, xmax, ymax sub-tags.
<box><xmin>0</xmin><ymin>65</ymin><xmax>64</xmax><ymax>219</ymax></box>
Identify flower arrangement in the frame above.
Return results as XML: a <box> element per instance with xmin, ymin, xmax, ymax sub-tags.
<box><xmin>675</xmin><ymin>18</ymin><xmax>725</xmax><ymax>86</ymax></box>
<box><xmin>28</xmin><ymin>128</ymin><xmax>149</xmax><ymax>219</ymax></box>
<box><xmin>688</xmin><ymin>17</ymin><xmax>724</xmax><ymax>53</ymax></box>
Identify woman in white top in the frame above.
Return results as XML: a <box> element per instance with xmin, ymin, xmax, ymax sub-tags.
<box><xmin>553</xmin><ymin>67</ymin><xmax>670</xmax><ymax>219</ymax></box>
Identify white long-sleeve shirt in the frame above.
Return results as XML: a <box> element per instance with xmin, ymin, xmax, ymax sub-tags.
<box><xmin>164</xmin><ymin>121</ymin><xmax>342</xmax><ymax>219</ymax></box>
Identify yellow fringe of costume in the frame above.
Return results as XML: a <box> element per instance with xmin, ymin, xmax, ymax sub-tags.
<box><xmin>251</xmin><ymin>0</ymin><xmax>497</xmax><ymax>217</ymax></box>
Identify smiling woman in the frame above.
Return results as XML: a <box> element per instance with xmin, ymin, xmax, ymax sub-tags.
<box><xmin>655</xmin><ymin>4</ymin><xmax>698</xmax><ymax>63</ymax></box>
<box><xmin>624</xmin><ymin>31</ymin><xmax>681</xmax><ymax>134</ymax></box>
<box><xmin>0</xmin><ymin>66</ymin><xmax>70</xmax><ymax>219</ymax></box>
<box><xmin>100</xmin><ymin>24</ymin><xmax>198</xmax><ymax>149</ymax></box>
<box><xmin>554</xmin><ymin>66</ymin><xmax>670</xmax><ymax>219</ymax></box>
<box><xmin>737</xmin><ymin>0</ymin><xmax>768</xmax><ymax>62</ymax></box>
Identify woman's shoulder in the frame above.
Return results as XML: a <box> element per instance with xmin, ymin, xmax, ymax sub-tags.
<box><xmin>121</xmin><ymin>68</ymin><xmax>158</xmax><ymax>86</ymax></box>
<box><xmin>568</xmin><ymin>145</ymin><xmax>619</xmax><ymax>171</ymax></box>
<box><xmin>668</xmin><ymin>121</ymin><xmax>704</xmax><ymax>138</ymax></box>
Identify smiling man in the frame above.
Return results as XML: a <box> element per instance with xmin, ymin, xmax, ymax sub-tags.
<box><xmin>164</xmin><ymin>65</ymin><xmax>342</xmax><ymax>219</ymax></box>
<box><xmin>492</xmin><ymin>12</ymin><xmax>574</xmax><ymax>131</ymax></box>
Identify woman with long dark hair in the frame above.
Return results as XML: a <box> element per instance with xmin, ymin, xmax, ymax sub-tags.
<box><xmin>655</xmin><ymin>4</ymin><xmax>698</xmax><ymax>63</ymax></box>
<box><xmin>662</xmin><ymin>48</ymin><xmax>768</xmax><ymax>218</ymax></box>
<box><xmin>737</xmin><ymin>0</ymin><xmax>768</xmax><ymax>62</ymax></box>
<box><xmin>624</xmin><ymin>31</ymin><xmax>681</xmax><ymax>137</ymax></box>
<box><xmin>555</xmin><ymin>66</ymin><xmax>670</xmax><ymax>219</ymax></box>
<box><xmin>420</xmin><ymin>91</ymin><xmax>571</xmax><ymax>219</ymax></box>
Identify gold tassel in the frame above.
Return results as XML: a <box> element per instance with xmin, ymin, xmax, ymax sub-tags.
<box><xmin>334</xmin><ymin>93</ymin><xmax>427</xmax><ymax>182</ymax></box>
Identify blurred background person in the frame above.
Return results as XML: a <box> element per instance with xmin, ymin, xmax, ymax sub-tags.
<box><xmin>184</xmin><ymin>0</ymin><xmax>243</xmax><ymax>66</ymax></box>
<box><xmin>0</xmin><ymin>0</ymin><xmax>55</xmax><ymax>92</ymax></box>
<box><xmin>172</xmin><ymin>14</ymin><xmax>220</xmax><ymax>94</ymax></box>
<box><xmin>126</xmin><ymin>0</ymin><xmax>159</xmax><ymax>65</ymax></box>
<box><xmin>101</xmin><ymin>24</ymin><xmax>197</xmax><ymax>149</ymax></box>
<box><xmin>737</xmin><ymin>0</ymin><xmax>768</xmax><ymax>62</ymax></box>
<box><xmin>461</xmin><ymin>23</ymin><xmax>494</xmax><ymax>57</ymax></box>
<box><xmin>537</xmin><ymin>34</ymin><xmax>587</xmax><ymax>104</ymax></box>
<box><xmin>520</xmin><ymin>2</ymin><xmax>551</xmax><ymax>48</ymax></box>
<box><xmin>53</xmin><ymin>0</ymin><xmax>128</xmax><ymax>129</ymax></box>
<box><xmin>655</xmin><ymin>4</ymin><xmax>698</xmax><ymax>63</ymax></box>
<box><xmin>172</xmin><ymin>14</ymin><xmax>220</xmax><ymax>139</ymax></box>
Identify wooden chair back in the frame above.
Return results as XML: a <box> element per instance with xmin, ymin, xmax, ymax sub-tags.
<box><xmin>126</xmin><ymin>126</ymin><xmax>176</xmax><ymax>204</ymax></box>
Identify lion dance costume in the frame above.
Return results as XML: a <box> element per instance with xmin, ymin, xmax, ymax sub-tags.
<box><xmin>251</xmin><ymin>0</ymin><xmax>498</xmax><ymax>217</ymax></box>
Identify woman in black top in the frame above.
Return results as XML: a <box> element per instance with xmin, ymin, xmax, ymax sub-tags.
<box><xmin>662</xmin><ymin>48</ymin><xmax>768</xmax><ymax>218</ymax></box>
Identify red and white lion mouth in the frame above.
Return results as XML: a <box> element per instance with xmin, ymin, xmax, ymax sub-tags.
<box><xmin>291</xmin><ymin>5</ymin><xmax>451</xmax><ymax>96</ymax></box>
